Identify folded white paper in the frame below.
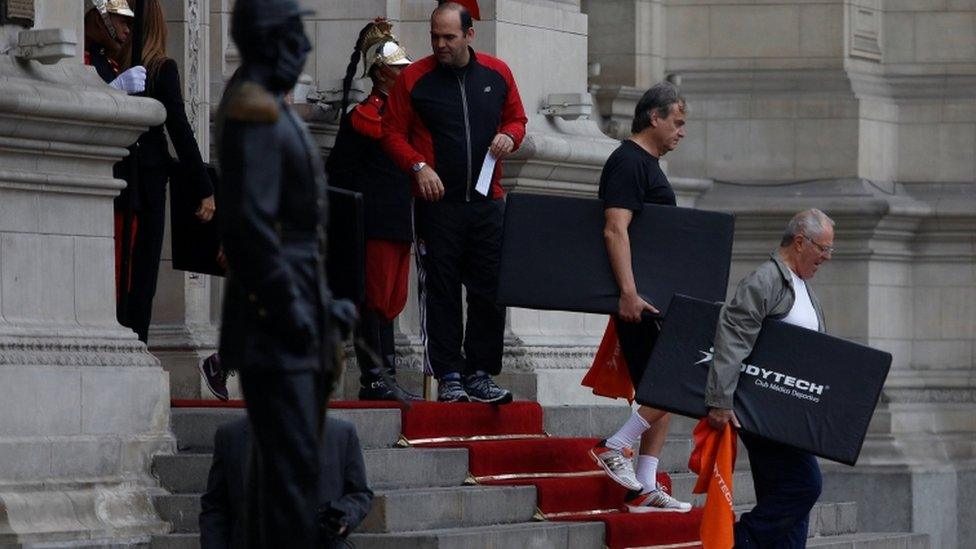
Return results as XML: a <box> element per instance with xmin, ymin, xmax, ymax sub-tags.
<box><xmin>475</xmin><ymin>152</ymin><xmax>497</xmax><ymax>196</ymax></box>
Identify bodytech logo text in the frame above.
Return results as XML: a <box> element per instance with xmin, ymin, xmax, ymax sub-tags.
<box><xmin>696</xmin><ymin>348</ymin><xmax>828</xmax><ymax>403</ymax></box>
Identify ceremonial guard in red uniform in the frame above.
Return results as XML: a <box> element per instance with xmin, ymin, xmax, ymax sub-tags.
<box><xmin>327</xmin><ymin>21</ymin><xmax>421</xmax><ymax>401</ymax></box>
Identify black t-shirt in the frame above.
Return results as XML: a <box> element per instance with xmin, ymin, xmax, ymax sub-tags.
<box><xmin>598</xmin><ymin>139</ymin><xmax>676</xmax><ymax>210</ymax></box>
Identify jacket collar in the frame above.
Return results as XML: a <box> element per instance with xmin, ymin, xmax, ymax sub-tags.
<box><xmin>437</xmin><ymin>47</ymin><xmax>479</xmax><ymax>73</ymax></box>
<box><xmin>771</xmin><ymin>250</ymin><xmax>827</xmax><ymax>332</ymax></box>
<box><xmin>770</xmin><ymin>250</ymin><xmax>794</xmax><ymax>287</ymax></box>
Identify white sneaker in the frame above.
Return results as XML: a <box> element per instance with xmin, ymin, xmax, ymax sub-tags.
<box><xmin>625</xmin><ymin>483</ymin><xmax>693</xmax><ymax>513</ymax></box>
<box><xmin>589</xmin><ymin>440</ymin><xmax>642</xmax><ymax>491</ymax></box>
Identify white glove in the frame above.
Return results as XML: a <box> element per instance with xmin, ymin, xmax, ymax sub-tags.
<box><xmin>109</xmin><ymin>66</ymin><xmax>147</xmax><ymax>94</ymax></box>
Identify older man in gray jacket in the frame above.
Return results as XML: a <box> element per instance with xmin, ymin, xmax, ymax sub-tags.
<box><xmin>706</xmin><ymin>209</ymin><xmax>835</xmax><ymax>549</ymax></box>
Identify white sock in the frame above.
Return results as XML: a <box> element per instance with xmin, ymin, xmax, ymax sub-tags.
<box><xmin>605</xmin><ymin>410</ymin><xmax>650</xmax><ymax>451</ymax></box>
<box><xmin>636</xmin><ymin>455</ymin><xmax>659</xmax><ymax>491</ymax></box>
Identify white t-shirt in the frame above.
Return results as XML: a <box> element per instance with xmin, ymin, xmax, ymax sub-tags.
<box><xmin>782</xmin><ymin>270</ymin><xmax>820</xmax><ymax>331</ymax></box>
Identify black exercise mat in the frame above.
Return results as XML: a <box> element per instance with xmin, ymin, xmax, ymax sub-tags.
<box><xmin>171</xmin><ymin>164</ymin><xmax>225</xmax><ymax>277</ymax></box>
<box><xmin>326</xmin><ymin>187</ymin><xmax>365</xmax><ymax>304</ymax></box>
<box><xmin>636</xmin><ymin>294</ymin><xmax>891</xmax><ymax>465</ymax></box>
<box><xmin>497</xmin><ymin>193</ymin><xmax>734</xmax><ymax>316</ymax></box>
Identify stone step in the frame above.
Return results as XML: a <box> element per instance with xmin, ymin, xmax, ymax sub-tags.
<box><xmin>360</xmin><ymin>485</ymin><xmax>537</xmax><ymax>533</ymax></box>
<box><xmin>153</xmin><ymin>494</ymin><xmax>200</xmax><ymax>534</ymax></box>
<box><xmin>170</xmin><ymin>407</ymin><xmax>401</xmax><ymax>451</ymax></box>
<box><xmin>807</xmin><ymin>502</ymin><xmax>858</xmax><ymax>538</ymax></box>
<box><xmin>544</xmin><ymin>404</ymin><xmax>709</xmax><ymax>438</ymax></box>
<box><xmin>350</xmin><ymin>520</ymin><xmax>605</xmax><ymax>549</ymax></box>
<box><xmin>543</xmin><ymin>405</ymin><xmax>631</xmax><ymax>438</ymax></box>
<box><xmin>806</xmin><ymin>532</ymin><xmax>929</xmax><ymax>548</ymax></box>
<box><xmin>673</xmin><ymin>470</ymin><xmax>756</xmax><ymax>505</ymax></box>
<box><xmin>153</xmin><ymin>454</ymin><xmax>212</xmax><ymax>494</ymax></box>
<box><xmin>732</xmin><ymin>501</ymin><xmax>857</xmax><ymax>538</ymax></box>
<box><xmin>151</xmin><ymin>533</ymin><xmax>199</xmax><ymax>549</ymax></box>
<box><xmin>153</xmin><ymin>483</ymin><xmax>535</xmax><ymax>536</ymax></box>
<box><xmin>148</xmin><ymin>503</ymin><xmax>917</xmax><ymax>548</ymax></box>
<box><xmin>153</xmin><ymin>447</ymin><xmax>470</xmax><ymax>494</ymax></box>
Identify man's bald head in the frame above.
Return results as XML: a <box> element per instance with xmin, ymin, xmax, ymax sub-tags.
<box><xmin>432</xmin><ymin>2</ymin><xmax>473</xmax><ymax>33</ymax></box>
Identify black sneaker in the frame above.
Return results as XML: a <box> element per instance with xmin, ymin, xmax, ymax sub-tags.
<box><xmin>463</xmin><ymin>374</ymin><xmax>513</xmax><ymax>404</ymax></box>
<box><xmin>199</xmin><ymin>353</ymin><xmax>229</xmax><ymax>401</ymax></box>
<box><xmin>359</xmin><ymin>377</ymin><xmax>423</xmax><ymax>401</ymax></box>
<box><xmin>437</xmin><ymin>379</ymin><xmax>470</xmax><ymax>402</ymax></box>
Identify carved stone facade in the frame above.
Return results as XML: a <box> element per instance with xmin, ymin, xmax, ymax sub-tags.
<box><xmin>1</xmin><ymin>0</ymin><xmax>973</xmax><ymax>544</ymax></box>
<box><xmin>584</xmin><ymin>1</ymin><xmax>976</xmax><ymax>546</ymax></box>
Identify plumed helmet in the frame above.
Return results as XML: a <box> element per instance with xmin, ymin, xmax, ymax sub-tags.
<box><xmin>359</xmin><ymin>19</ymin><xmax>411</xmax><ymax>77</ymax></box>
<box><xmin>90</xmin><ymin>0</ymin><xmax>135</xmax><ymax>18</ymax></box>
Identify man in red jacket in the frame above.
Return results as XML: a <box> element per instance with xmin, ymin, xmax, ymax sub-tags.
<box><xmin>382</xmin><ymin>2</ymin><xmax>527</xmax><ymax>403</ymax></box>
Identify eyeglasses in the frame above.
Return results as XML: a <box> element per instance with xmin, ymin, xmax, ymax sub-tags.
<box><xmin>803</xmin><ymin>235</ymin><xmax>835</xmax><ymax>255</ymax></box>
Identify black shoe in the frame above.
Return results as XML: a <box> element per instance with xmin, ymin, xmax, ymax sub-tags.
<box><xmin>359</xmin><ymin>376</ymin><xmax>423</xmax><ymax>401</ymax></box>
<box><xmin>463</xmin><ymin>374</ymin><xmax>513</xmax><ymax>404</ymax></box>
<box><xmin>437</xmin><ymin>379</ymin><xmax>470</xmax><ymax>402</ymax></box>
<box><xmin>199</xmin><ymin>353</ymin><xmax>230</xmax><ymax>401</ymax></box>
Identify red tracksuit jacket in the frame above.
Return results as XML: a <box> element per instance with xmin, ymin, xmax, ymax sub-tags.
<box><xmin>381</xmin><ymin>49</ymin><xmax>528</xmax><ymax>201</ymax></box>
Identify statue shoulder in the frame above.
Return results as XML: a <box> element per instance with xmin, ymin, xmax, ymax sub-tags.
<box><xmin>224</xmin><ymin>81</ymin><xmax>280</xmax><ymax>123</ymax></box>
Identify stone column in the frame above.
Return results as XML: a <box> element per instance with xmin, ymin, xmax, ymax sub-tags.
<box><xmin>0</xmin><ymin>13</ymin><xmax>171</xmax><ymax>544</ymax></box>
<box><xmin>149</xmin><ymin>0</ymin><xmax>221</xmax><ymax>399</ymax></box>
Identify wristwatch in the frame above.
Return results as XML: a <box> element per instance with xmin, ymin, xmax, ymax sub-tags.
<box><xmin>411</xmin><ymin>161</ymin><xmax>427</xmax><ymax>173</ymax></box>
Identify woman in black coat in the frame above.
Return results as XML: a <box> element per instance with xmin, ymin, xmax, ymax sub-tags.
<box><xmin>118</xmin><ymin>0</ymin><xmax>215</xmax><ymax>342</ymax></box>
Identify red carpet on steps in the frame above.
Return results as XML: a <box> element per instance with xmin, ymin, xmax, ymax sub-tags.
<box><xmin>406</xmin><ymin>402</ymin><xmax>702</xmax><ymax>549</ymax></box>
<box><xmin>483</xmin><ymin>474</ymin><xmax>673</xmax><ymax>515</ymax></box>
<box><xmin>400</xmin><ymin>401</ymin><xmax>544</xmax><ymax>440</ymax></box>
<box><xmin>422</xmin><ymin>437</ymin><xmax>601</xmax><ymax>477</ymax></box>
<box><xmin>171</xmin><ymin>399</ymin><xmax>401</xmax><ymax>409</ymax></box>
<box><xmin>172</xmin><ymin>399</ymin><xmax>702</xmax><ymax>548</ymax></box>
<box><xmin>552</xmin><ymin>509</ymin><xmax>704</xmax><ymax>549</ymax></box>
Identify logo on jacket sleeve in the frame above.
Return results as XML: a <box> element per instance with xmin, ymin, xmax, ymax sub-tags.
<box><xmin>484</xmin><ymin>86</ymin><xmax>492</xmax><ymax>93</ymax></box>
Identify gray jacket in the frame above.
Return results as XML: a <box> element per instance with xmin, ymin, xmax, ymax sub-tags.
<box><xmin>705</xmin><ymin>251</ymin><xmax>826</xmax><ymax>409</ymax></box>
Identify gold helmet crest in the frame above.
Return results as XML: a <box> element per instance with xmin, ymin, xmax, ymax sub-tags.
<box><xmin>360</xmin><ymin>19</ymin><xmax>411</xmax><ymax>77</ymax></box>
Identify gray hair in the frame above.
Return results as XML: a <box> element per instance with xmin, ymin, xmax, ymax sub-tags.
<box><xmin>780</xmin><ymin>209</ymin><xmax>835</xmax><ymax>247</ymax></box>
<box><xmin>631</xmin><ymin>82</ymin><xmax>685</xmax><ymax>134</ymax></box>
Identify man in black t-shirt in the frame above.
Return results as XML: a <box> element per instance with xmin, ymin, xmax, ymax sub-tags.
<box><xmin>589</xmin><ymin>82</ymin><xmax>693</xmax><ymax>513</ymax></box>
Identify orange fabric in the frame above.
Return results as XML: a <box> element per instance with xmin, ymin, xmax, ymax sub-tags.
<box><xmin>688</xmin><ymin>419</ymin><xmax>737</xmax><ymax>549</ymax></box>
<box><xmin>113</xmin><ymin>210</ymin><xmax>139</xmax><ymax>300</ymax></box>
<box><xmin>581</xmin><ymin>317</ymin><xmax>635</xmax><ymax>402</ymax></box>
<box><xmin>364</xmin><ymin>239</ymin><xmax>411</xmax><ymax>321</ymax></box>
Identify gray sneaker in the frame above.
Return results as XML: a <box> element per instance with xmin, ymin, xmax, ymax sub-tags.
<box><xmin>463</xmin><ymin>374</ymin><xmax>513</xmax><ymax>404</ymax></box>
<box><xmin>625</xmin><ymin>483</ymin><xmax>693</xmax><ymax>513</ymax></box>
<box><xmin>437</xmin><ymin>379</ymin><xmax>470</xmax><ymax>402</ymax></box>
<box><xmin>589</xmin><ymin>440</ymin><xmax>642</xmax><ymax>491</ymax></box>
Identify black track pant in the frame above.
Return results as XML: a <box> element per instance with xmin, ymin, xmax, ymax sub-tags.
<box><xmin>355</xmin><ymin>310</ymin><xmax>396</xmax><ymax>384</ymax></box>
<box><xmin>414</xmin><ymin>199</ymin><xmax>506</xmax><ymax>378</ymax></box>
<box><xmin>121</xmin><ymin>169</ymin><xmax>167</xmax><ymax>343</ymax></box>
<box><xmin>239</xmin><ymin>368</ymin><xmax>322</xmax><ymax>548</ymax></box>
